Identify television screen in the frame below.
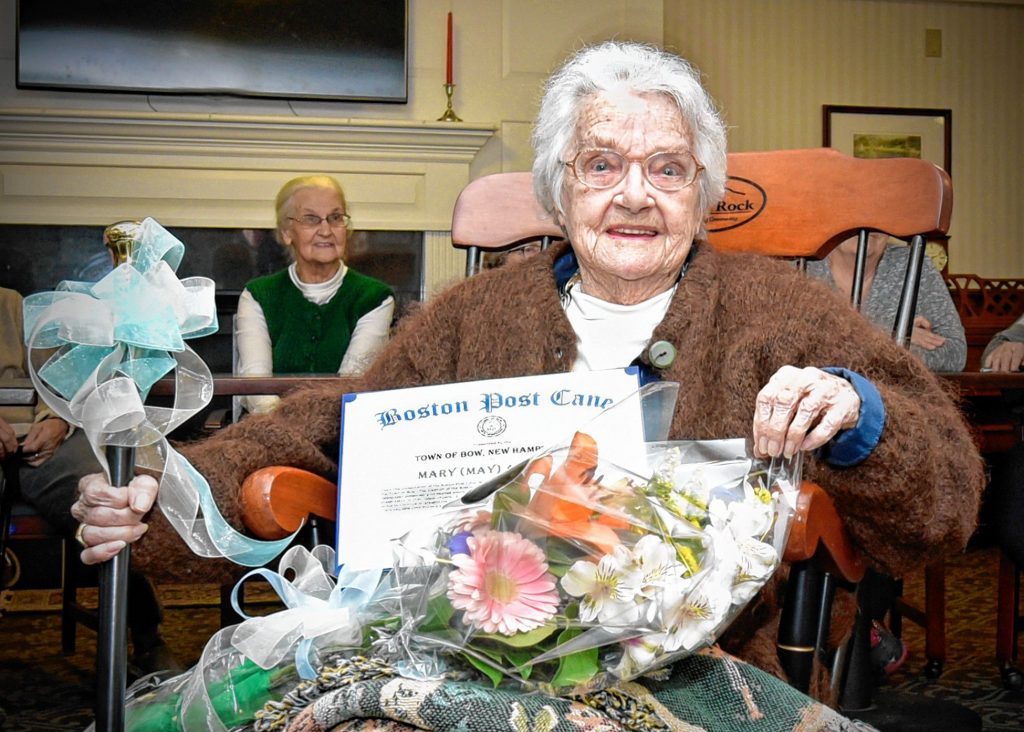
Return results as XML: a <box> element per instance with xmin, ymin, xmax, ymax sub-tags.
<box><xmin>16</xmin><ymin>0</ymin><xmax>408</xmax><ymax>103</ymax></box>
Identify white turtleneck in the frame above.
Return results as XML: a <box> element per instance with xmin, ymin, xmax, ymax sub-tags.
<box><xmin>563</xmin><ymin>284</ymin><xmax>676</xmax><ymax>372</ymax></box>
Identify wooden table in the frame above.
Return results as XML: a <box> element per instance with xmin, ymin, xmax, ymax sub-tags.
<box><xmin>148</xmin><ymin>374</ymin><xmax>346</xmax><ymax>398</ymax></box>
<box><xmin>6</xmin><ymin>372</ymin><xmax>1022</xmax><ymax>431</ymax></box>
<box><xmin>940</xmin><ymin>371</ymin><xmax>1024</xmax><ymax>454</ymax></box>
<box><xmin>0</xmin><ymin>378</ymin><xmax>36</xmax><ymax>406</ymax></box>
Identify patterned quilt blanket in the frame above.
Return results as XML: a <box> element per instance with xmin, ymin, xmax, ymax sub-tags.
<box><xmin>243</xmin><ymin>648</ymin><xmax>876</xmax><ymax>732</ymax></box>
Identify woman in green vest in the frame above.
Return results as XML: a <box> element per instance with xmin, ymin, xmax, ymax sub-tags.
<box><xmin>235</xmin><ymin>175</ymin><xmax>395</xmax><ymax>414</ymax></box>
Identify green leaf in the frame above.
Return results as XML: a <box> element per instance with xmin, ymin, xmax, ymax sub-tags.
<box><xmin>491</xmin><ymin>478</ymin><xmax>531</xmax><ymax>527</ymax></box>
<box><xmin>550</xmin><ymin>628</ymin><xmax>599</xmax><ymax>689</ymax></box>
<box><xmin>475</xmin><ymin>622</ymin><xmax>557</xmax><ymax>648</ymax></box>
<box><xmin>542</xmin><ymin>537</ymin><xmax>584</xmax><ymax>568</ymax></box>
<box><xmin>418</xmin><ymin>593</ymin><xmax>455</xmax><ymax>633</ymax></box>
<box><xmin>505</xmin><ymin>648</ymin><xmax>535</xmax><ymax>680</ymax></box>
<box><xmin>462</xmin><ymin>652</ymin><xmax>505</xmax><ymax>688</ymax></box>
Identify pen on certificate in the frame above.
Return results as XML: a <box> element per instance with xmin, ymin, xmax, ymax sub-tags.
<box><xmin>461</xmin><ymin>459</ymin><xmax>530</xmax><ymax>504</ymax></box>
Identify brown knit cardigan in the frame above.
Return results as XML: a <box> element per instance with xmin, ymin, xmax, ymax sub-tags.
<box><xmin>147</xmin><ymin>241</ymin><xmax>984</xmax><ymax>692</ymax></box>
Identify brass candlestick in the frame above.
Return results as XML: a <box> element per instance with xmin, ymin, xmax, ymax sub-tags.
<box><xmin>437</xmin><ymin>83</ymin><xmax>462</xmax><ymax>122</ymax></box>
<box><xmin>104</xmin><ymin>220</ymin><xmax>142</xmax><ymax>266</ymax></box>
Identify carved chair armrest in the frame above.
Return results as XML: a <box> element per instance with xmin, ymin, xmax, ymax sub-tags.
<box><xmin>783</xmin><ymin>480</ymin><xmax>866</xmax><ymax>584</ymax></box>
<box><xmin>239</xmin><ymin>466</ymin><xmax>337</xmax><ymax>540</ymax></box>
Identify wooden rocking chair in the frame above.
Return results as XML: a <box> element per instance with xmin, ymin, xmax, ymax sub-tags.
<box><xmin>238</xmin><ymin>148</ymin><xmax>954</xmax><ymax>708</ymax></box>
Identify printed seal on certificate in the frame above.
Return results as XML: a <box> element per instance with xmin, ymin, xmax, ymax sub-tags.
<box><xmin>477</xmin><ymin>415</ymin><xmax>507</xmax><ymax>437</ymax></box>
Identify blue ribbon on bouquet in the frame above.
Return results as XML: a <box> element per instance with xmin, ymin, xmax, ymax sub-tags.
<box><xmin>22</xmin><ymin>217</ymin><xmax>294</xmax><ymax>567</ymax></box>
<box><xmin>229</xmin><ymin>545</ymin><xmax>384</xmax><ymax>679</ymax></box>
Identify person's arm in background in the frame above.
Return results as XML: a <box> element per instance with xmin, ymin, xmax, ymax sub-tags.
<box><xmin>982</xmin><ymin>313</ymin><xmax>1024</xmax><ymax>372</ymax></box>
<box><xmin>0</xmin><ymin>416</ymin><xmax>17</xmax><ymax>459</ymax></box>
<box><xmin>0</xmin><ymin>286</ymin><xmax>73</xmax><ymax>465</ymax></box>
<box><xmin>234</xmin><ymin>289</ymin><xmax>281</xmax><ymax>414</ymax></box>
<box><xmin>906</xmin><ymin>258</ymin><xmax>967</xmax><ymax>372</ymax></box>
<box><xmin>338</xmin><ymin>296</ymin><xmax>396</xmax><ymax>375</ymax></box>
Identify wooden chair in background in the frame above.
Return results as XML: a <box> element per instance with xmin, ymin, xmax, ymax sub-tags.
<box><xmin>937</xmin><ymin>273</ymin><xmax>1024</xmax><ymax>690</ymax></box>
<box><xmin>1</xmin><ymin>456</ymin><xmax>96</xmax><ymax>653</ymax></box>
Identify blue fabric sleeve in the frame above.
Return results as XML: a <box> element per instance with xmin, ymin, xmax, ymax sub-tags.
<box><xmin>817</xmin><ymin>367</ymin><xmax>886</xmax><ymax>467</ymax></box>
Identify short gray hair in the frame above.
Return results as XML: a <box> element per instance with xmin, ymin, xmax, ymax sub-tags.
<box><xmin>531</xmin><ymin>41</ymin><xmax>727</xmax><ymax>234</ymax></box>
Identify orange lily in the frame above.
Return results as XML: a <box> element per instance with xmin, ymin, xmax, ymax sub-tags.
<box><xmin>521</xmin><ymin>432</ymin><xmax>631</xmax><ymax>556</ymax></box>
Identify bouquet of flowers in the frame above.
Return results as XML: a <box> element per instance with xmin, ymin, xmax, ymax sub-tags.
<box><xmin>381</xmin><ymin>431</ymin><xmax>800</xmax><ymax>694</ymax></box>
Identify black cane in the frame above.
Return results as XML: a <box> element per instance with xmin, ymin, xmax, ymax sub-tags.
<box><xmin>95</xmin><ymin>444</ymin><xmax>134</xmax><ymax>731</ymax></box>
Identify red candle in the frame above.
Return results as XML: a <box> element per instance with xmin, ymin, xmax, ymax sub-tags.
<box><xmin>446</xmin><ymin>12</ymin><xmax>453</xmax><ymax>85</ymax></box>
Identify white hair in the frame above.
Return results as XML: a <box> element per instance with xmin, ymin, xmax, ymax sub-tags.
<box><xmin>531</xmin><ymin>41</ymin><xmax>727</xmax><ymax>236</ymax></box>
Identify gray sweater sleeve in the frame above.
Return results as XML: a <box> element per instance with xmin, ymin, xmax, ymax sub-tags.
<box><xmin>882</xmin><ymin>250</ymin><xmax>967</xmax><ymax>372</ymax></box>
<box><xmin>981</xmin><ymin>313</ymin><xmax>1024</xmax><ymax>366</ymax></box>
<box><xmin>806</xmin><ymin>246</ymin><xmax>967</xmax><ymax>372</ymax></box>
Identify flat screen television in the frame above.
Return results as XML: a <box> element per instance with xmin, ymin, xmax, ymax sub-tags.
<box><xmin>16</xmin><ymin>0</ymin><xmax>408</xmax><ymax>103</ymax></box>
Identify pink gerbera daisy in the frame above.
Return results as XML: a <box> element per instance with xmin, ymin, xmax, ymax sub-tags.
<box><xmin>447</xmin><ymin>530</ymin><xmax>559</xmax><ymax>636</ymax></box>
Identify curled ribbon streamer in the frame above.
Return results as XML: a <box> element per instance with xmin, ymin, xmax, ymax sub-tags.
<box><xmin>23</xmin><ymin>217</ymin><xmax>294</xmax><ymax>567</ymax></box>
<box><xmin>176</xmin><ymin>626</ymin><xmax>235</xmax><ymax>732</ymax></box>
<box><xmin>229</xmin><ymin>544</ymin><xmax>384</xmax><ymax>679</ymax></box>
<box><xmin>173</xmin><ymin>546</ymin><xmax>383</xmax><ymax>730</ymax></box>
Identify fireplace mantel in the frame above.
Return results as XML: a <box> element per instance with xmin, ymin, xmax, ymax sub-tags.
<box><xmin>0</xmin><ymin>108</ymin><xmax>496</xmax><ymax>231</ymax></box>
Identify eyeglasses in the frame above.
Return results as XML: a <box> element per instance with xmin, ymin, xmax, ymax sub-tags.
<box><xmin>288</xmin><ymin>212</ymin><xmax>351</xmax><ymax>229</ymax></box>
<box><xmin>564</xmin><ymin>148</ymin><xmax>705</xmax><ymax>192</ymax></box>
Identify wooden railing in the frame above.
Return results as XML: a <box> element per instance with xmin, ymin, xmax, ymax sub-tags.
<box><xmin>944</xmin><ymin>273</ymin><xmax>1024</xmax><ymax>371</ymax></box>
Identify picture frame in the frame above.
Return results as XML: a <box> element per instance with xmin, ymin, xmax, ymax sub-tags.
<box><xmin>823</xmin><ymin>105</ymin><xmax>953</xmax><ymax>273</ymax></box>
<box><xmin>822</xmin><ymin>105</ymin><xmax>952</xmax><ymax>175</ymax></box>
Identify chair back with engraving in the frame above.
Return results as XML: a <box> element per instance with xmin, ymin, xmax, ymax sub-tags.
<box><xmin>707</xmin><ymin>147</ymin><xmax>952</xmax><ymax>346</ymax></box>
<box><xmin>708</xmin><ymin>147</ymin><xmax>951</xmax><ymax>257</ymax></box>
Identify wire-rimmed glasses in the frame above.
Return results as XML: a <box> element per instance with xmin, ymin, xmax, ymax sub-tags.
<box><xmin>288</xmin><ymin>212</ymin><xmax>351</xmax><ymax>229</ymax></box>
<box><xmin>564</xmin><ymin>148</ymin><xmax>704</xmax><ymax>192</ymax></box>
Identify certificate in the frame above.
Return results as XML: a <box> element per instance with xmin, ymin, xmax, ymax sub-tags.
<box><xmin>335</xmin><ymin>368</ymin><xmax>645</xmax><ymax>569</ymax></box>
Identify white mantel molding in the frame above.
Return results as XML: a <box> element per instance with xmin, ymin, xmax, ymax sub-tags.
<box><xmin>0</xmin><ymin>108</ymin><xmax>497</xmax><ymax>231</ymax></box>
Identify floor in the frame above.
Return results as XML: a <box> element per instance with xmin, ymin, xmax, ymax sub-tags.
<box><xmin>0</xmin><ymin>547</ymin><xmax>1022</xmax><ymax>731</ymax></box>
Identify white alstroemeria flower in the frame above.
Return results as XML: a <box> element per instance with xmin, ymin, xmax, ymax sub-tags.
<box><xmin>630</xmin><ymin>535</ymin><xmax>686</xmax><ymax>598</ymax></box>
<box><xmin>731</xmin><ymin>537</ymin><xmax>779</xmax><ymax>603</ymax></box>
<box><xmin>561</xmin><ymin>552</ymin><xmax>640</xmax><ymax>625</ymax></box>
<box><xmin>708</xmin><ymin>493</ymin><xmax>774</xmax><ymax>543</ymax></box>
<box><xmin>613</xmin><ymin>634</ymin><xmax>663</xmax><ymax>678</ymax></box>
<box><xmin>656</xmin><ymin>579</ymin><xmax>733</xmax><ymax>653</ymax></box>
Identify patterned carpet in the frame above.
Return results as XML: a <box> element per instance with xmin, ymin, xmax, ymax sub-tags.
<box><xmin>0</xmin><ymin>547</ymin><xmax>1021</xmax><ymax>731</ymax></box>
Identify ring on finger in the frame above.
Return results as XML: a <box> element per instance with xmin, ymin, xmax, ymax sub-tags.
<box><xmin>74</xmin><ymin>522</ymin><xmax>89</xmax><ymax>550</ymax></box>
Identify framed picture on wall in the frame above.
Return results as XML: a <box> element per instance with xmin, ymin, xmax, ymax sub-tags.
<box><xmin>823</xmin><ymin>104</ymin><xmax>952</xmax><ymax>273</ymax></box>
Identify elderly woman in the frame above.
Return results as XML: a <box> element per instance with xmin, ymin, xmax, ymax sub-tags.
<box><xmin>805</xmin><ymin>231</ymin><xmax>967</xmax><ymax>372</ymax></box>
<box><xmin>235</xmin><ymin>174</ymin><xmax>395</xmax><ymax>413</ymax></box>
<box><xmin>73</xmin><ymin>42</ymin><xmax>983</xmax><ymax>725</ymax></box>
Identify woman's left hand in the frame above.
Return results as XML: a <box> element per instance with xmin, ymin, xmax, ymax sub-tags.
<box><xmin>20</xmin><ymin>418</ymin><xmax>70</xmax><ymax>467</ymax></box>
<box><xmin>753</xmin><ymin>366</ymin><xmax>861</xmax><ymax>459</ymax></box>
<box><xmin>910</xmin><ymin>315</ymin><xmax>946</xmax><ymax>351</ymax></box>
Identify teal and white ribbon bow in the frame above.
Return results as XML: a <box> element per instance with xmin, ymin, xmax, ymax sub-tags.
<box><xmin>169</xmin><ymin>545</ymin><xmax>385</xmax><ymax>731</ymax></box>
<box><xmin>229</xmin><ymin>544</ymin><xmax>384</xmax><ymax>678</ymax></box>
<box><xmin>23</xmin><ymin>217</ymin><xmax>293</xmax><ymax>567</ymax></box>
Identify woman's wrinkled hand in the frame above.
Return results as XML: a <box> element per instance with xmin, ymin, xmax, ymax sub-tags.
<box><xmin>753</xmin><ymin>365</ymin><xmax>861</xmax><ymax>459</ymax></box>
<box><xmin>70</xmin><ymin>472</ymin><xmax>158</xmax><ymax>564</ymax></box>
<box><xmin>984</xmin><ymin>341</ymin><xmax>1024</xmax><ymax>373</ymax></box>
<box><xmin>19</xmin><ymin>418</ymin><xmax>70</xmax><ymax>467</ymax></box>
